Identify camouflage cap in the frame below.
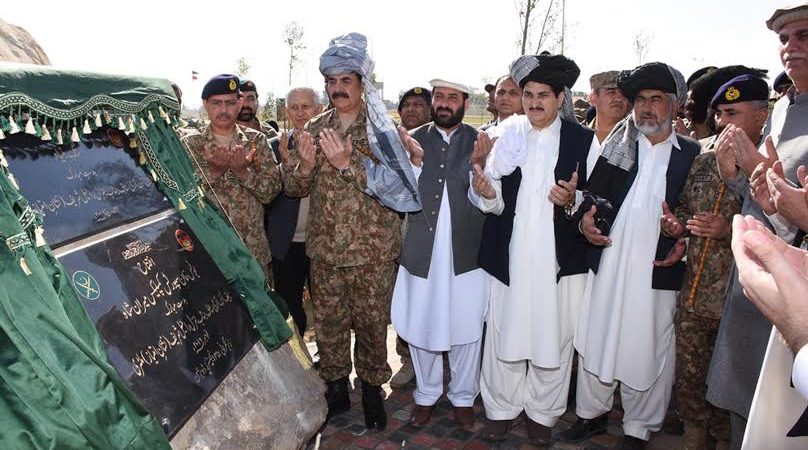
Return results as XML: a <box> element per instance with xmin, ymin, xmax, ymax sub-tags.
<box><xmin>589</xmin><ymin>71</ymin><xmax>620</xmax><ymax>91</ymax></box>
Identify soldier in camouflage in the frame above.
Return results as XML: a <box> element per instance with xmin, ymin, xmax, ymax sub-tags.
<box><xmin>284</xmin><ymin>71</ymin><xmax>403</xmax><ymax>431</ymax></box>
<box><xmin>181</xmin><ymin>74</ymin><xmax>282</xmax><ymax>270</ymax></box>
<box><xmin>660</xmin><ymin>74</ymin><xmax>769</xmax><ymax>450</ymax></box>
<box><xmin>237</xmin><ymin>79</ymin><xmax>279</xmax><ymax>139</ymax></box>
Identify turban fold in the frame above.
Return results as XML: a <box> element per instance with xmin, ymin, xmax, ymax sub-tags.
<box><xmin>319</xmin><ymin>33</ymin><xmax>421</xmax><ymax>212</ymax></box>
<box><xmin>509</xmin><ymin>52</ymin><xmax>580</xmax><ymax>90</ymax></box>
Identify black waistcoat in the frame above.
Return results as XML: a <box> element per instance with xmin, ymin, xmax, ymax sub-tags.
<box><xmin>584</xmin><ymin>134</ymin><xmax>700</xmax><ymax>290</ymax></box>
<box><xmin>477</xmin><ymin>118</ymin><xmax>595</xmax><ymax>286</ymax></box>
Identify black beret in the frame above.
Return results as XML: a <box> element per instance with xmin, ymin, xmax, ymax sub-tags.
<box><xmin>773</xmin><ymin>71</ymin><xmax>792</xmax><ymax>92</ymax></box>
<box><xmin>239</xmin><ymin>79</ymin><xmax>257</xmax><ymax>93</ymax></box>
<box><xmin>689</xmin><ymin>65</ymin><xmax>768</xmax><ymax>122</ymax></box>
<box><xmin>519</xmin><ymin>53</ymin><xmax>580</xmax><ymax>90</ymax></box>
<box><xmin>686</xmin><ymin>66</ymin><xmax>717</xmax><ymax>88</ymax></box>
<box><xmin>484</xmin><ymin>83</ymin><xmax>496</xmax><ymax>94</ymax></box>
<box><xmin>398</xmin><ymin>87</ymin><xmax>432</xmax><ymax>111</ymax></box>
<box><xmin>201</xmin><ymin>74</ymin><xmax>240</xmax><ymax>99</ymax></box>
<box><xmin>617</xmin><ymin>62</ymin><xmax>678</xmax><ymax>102</ymax></box>
<box><xmin>710</xmin><ymin>74</ymin><xmax>770</xmax><ymax>109</ymax></box>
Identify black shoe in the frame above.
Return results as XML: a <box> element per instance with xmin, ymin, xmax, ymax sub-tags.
<box><xmin>325</xmin><ymin>377</ymin><xmax>350</xmax><ymax>419</ymax></box>
<box><xmin>621</xmin><ymin>435</ymin><xmax>647</xmax><ymax>450</ymax></box>
<box><xmin>360</xmin><ymin>380</ymin><xmax>387</xmax><ymax>431</ymax></box>
<box><xmin>558</xmin><ymin>413</ymin><xmax>609</xmax><ymax>443</ymax></box>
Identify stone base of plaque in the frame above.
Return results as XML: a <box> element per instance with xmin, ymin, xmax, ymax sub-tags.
<box><xmin>170</xmin><ymin>341</ymin><xmax>326</xmax><ymax>449</ymax></box>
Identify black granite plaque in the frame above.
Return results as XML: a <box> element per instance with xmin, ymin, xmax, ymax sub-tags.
<box><xmin>1</xmin><ymin>129</ymin><xmax>169</xmax><ymax>247</ymax></box>
<box><xmin>57</xmin><ymin>212</ymin><xmax>259</xmax><ymax>437</ymax></box>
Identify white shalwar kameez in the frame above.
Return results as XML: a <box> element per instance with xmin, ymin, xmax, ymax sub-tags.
<box><xmin>472</xmin><ymin>115</ymin><xmax>598</xmax><ymax>427</ymax></box>
<box><xmin>574</xmin><ymin>132</ymin><xmax>679</xmax><ymax>441</ymax></box>
<box><xmin>391</xmin><ymin>128</ymin><xmax>488</xmax><ymax>408</ymax></box>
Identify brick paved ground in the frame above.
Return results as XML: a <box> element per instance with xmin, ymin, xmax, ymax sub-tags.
<box><xmin>305</xmin><ymin>327</ymin><xmax>684</xmax><ymax>450</ymax></box>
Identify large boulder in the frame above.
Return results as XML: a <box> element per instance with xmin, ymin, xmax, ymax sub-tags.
<box><xmin>0</xmin><ymin>18</ymin><xmax>50</xmax><ymax>65</ymax></box>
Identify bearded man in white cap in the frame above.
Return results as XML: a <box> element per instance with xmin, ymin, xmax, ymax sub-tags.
<box><xmin>391</xmin><ymin>78</ymin><xmax>489</xmax><ymax>430</ymax></box>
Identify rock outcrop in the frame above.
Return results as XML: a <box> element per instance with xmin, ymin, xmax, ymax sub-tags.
<box><xmin>0</xmin><ymin>18</ymin><xmax>50</xmax><ymax>65</ymax></box>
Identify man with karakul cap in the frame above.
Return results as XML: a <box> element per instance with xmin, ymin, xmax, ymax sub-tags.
<box><xmin>587</xmin><ymin>70</ymin><xmax>630</xmax><ymax>144</ymax></box>
<box><xmin>283</xmin><ymin>32</ymin><xmax>421</xmax><ymax>432</ymax></box>
<box><xmin>468</xmin><ymin>52</ymin><xmax>599</xmax><ymax>445</ymax></box>
<box><xmin>561</xmin><ymin>62</ymin><xmax>701</xmax><ymax>450</ymax></box>
<box><xmin>391</xmin><ymin>78</ymin><xmax>488</xmax><ymax>430</ymax></box>
<box><xmin>705</xmin><ymin>4</ymin><xmax>808</xmax><ymax>448</ymax></box>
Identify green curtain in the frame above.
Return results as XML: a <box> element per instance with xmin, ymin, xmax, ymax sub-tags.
<box><xmin>0</xmin><ymin>163</ymin><xmax>170</xmax><ymax>450</ymax></box>
<box><xmin>137</xmin><ymin>109</ymin><xmax>291</xmax><ymax>349</ymax></box>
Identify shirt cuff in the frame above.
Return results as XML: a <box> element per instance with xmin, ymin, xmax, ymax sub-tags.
<box><xmin>793</xmin><ymin>343</ymin><xmax>808</xmax><ymax>400</ymax></box>
<box><xmin>766</xmin><ymin>210</ymin><xmax>798</xmax><ymax>244</ymax></box>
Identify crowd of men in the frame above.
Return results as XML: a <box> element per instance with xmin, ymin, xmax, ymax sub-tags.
<box><xmin>178</xmin><ymin>3</ymin><xmax>808</xmax><ymax>449</ymax></box>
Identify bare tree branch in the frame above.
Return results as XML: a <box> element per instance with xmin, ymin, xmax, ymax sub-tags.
<box><xmin>283</xmin><ymin>22</ymin><xmax>306</xmax><ymax>86</ymax></box>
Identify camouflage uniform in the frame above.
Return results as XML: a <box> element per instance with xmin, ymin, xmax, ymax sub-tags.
<box><xmin>672</xmin><ymin>148</ymin><xmax>740</xmax><ymax>435</ymax></box>
<box><xmin>241</xmin><ymin>119</ymin><xmax>279</xmax><ymax>141</ymax></box>
<box><xmin>284</xmin><ymin>106</ymin><xmax>402</xmax><ymax>385</ymax></box>
<box><xmin>181</xmin><ymin>124</ymin><xmax>282</xmax><ymax>266</ymax></box>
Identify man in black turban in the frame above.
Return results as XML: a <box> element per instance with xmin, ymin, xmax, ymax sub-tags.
<box><xmin>472</xmin><ymin>52</ymin><xmax>600</xmax><ymax>446</ymax></box>
<box><xmin>561</xmin><ymin>62</ymin><xmax>701</xmax><ymax>450</ymax></box>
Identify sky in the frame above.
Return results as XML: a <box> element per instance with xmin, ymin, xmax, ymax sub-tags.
<box><xmin>2</xmin><ymin>0</ymin><xmax>786</xmax><ymax>109</ymax></box>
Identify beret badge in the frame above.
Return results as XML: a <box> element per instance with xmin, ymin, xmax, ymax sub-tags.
<box><xmin>725</xmin><ymin>86</ymin><xmax>740</xmax><ymax>101</ymax></box>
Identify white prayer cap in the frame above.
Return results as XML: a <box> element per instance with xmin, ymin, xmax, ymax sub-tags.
<box><xmin>429</xmin><ymin>79</ymin><xmax>474</xmax><ymax>95</ymax></box>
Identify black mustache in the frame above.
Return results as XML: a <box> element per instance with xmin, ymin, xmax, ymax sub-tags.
<box><xmin>435</xmin><ymin>107</ymin><xmax>453</xmax><ymax>114</ymax></box>
<box><xmin>332</xmin><ymin>92</ymin><xmax>349</xmax><ymax>99</ymax></box>
<box><xmin>240</xmin><ymin>107</ymin><xmax>254</xmax><ymax>113</ymax></box>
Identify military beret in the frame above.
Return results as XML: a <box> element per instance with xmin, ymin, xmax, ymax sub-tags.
<box><xmin>239</xmin><ymin>79</ymin><xmax>257</xmax><ymax>93</ymax></box>
<box><xmin>688</xmin><ymin>65</ymin><xmax>768</xmax><ymax>122</ymax></box>
<box><xmin>686</xmin><ymin>66</ymin><xmax>717</xmax><ymax>88</ymax></box>
<box><xmin>774</xmin><ymin>71</ymin><xmax>793</xmax><ymax>93</ymax></box>
<box><xmin>510</xmin><ymin>52</ymin><xmax>580</xmax><ymax>90</ymax></box>
<box><xmin>767</xmin><ymin>2</ymin><xmax>808</xmax><ymax>33</ymax></box>
<box><xmin>710</xmin><ymin>74</ymin><xmax>770</xmax><ymax>109</ymax></box>
<box><xmin>589</xmin><ymin>71</ymin><xmax>620</xmax><ymax>91</ymax></box>
<box><xmin>398</xmin><ymin>87</ymin><xmax>432</xmax><ymax>112</ymax></box>
<box><xmin>201</xmin><ymin>74</ymin><xmax>240</xmax><ymax>100</ymax></box>
<box><xmin>484</xmin><ymin>83</ymin><xmax>496</xmax><ymax>94</ymax></box>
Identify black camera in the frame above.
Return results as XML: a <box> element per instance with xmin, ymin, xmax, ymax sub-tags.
<box><xmin>576</xmin><ymin>191</ymin><xmax>615</xmax><ymax>236</ymax></box>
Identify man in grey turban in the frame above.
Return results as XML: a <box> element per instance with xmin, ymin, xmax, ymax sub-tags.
<box><xmin>560</xmin><ymin>62</ymin><xmax>701</xmax><ymax>450</ymax></box>
<box><xmin>283</xmin><ymin>32</ymin><xmax>423</xmax><ymax>432</ymax></box>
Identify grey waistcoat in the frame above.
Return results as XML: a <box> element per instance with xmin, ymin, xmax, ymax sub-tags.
<box><xmin>398</xmin><ymin>123</ymin><xmax>485</xmax><ymax>278</ymax></box>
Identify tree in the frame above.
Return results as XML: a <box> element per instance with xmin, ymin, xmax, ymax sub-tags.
<box><xmin>633</xmin><ymin>31</ymin><xmax>653</xmax><ymax>66</ymax></box>
<box><xmin>259</xmin><ymin>91</ymin><xmax>276</xmax><ymax>123</ymax></box>
<box><xmin>516</xmin><ymin>0</ymin><xmax>562</xmax><ymax>55</ymax></box>
<box><xmin>235</xmin><ymin>57</ymin><xmax>250</xmax><ymax>78</ymax></box>
<box><xmin>283</xmin><ymin>22</ymin><xmax>306</xmax><ymax>86</ymax></box>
